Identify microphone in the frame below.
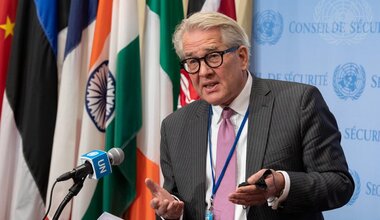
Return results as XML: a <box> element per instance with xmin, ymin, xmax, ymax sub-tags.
<box><xmin>57</xmin><ymin>148</ymin><xmax>124</xmax><ymax>182</ymax></box>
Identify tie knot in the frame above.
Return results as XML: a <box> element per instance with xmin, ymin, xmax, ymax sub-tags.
<box><xmin>222</xmin><ymin>107</ymin><xmax>234</xmax><ymax>119</ymax></box>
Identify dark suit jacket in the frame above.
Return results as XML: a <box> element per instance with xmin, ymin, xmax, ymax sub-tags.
<box><xmin>159</xmin><ymin>75</ymin><xmax>354</xmax><ymax>220</ymax></box>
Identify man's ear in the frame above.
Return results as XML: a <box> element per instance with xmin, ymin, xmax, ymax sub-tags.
<box><xmin>238</xmin><ymin>46</ymin><xmax>249</xmax><ymax>70</ymax></box>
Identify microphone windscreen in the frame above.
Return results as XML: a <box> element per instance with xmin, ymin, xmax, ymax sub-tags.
<box><xmin>108</xmin><ymin>148</ymin><xmax>124</xmax><ymax>165</ymax></box>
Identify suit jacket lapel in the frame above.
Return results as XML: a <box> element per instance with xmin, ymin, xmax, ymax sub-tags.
<box><xmin>187</xmin><ymin>101</ymin><xmax>209</xmax><ymax>206</ymax></box>
<box><xmin>246</xmin><ymin>76</ymin><xmax>274</xmax><ymax>177</ymax></box>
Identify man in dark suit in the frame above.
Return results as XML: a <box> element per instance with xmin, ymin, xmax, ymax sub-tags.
<box><xmin>145</xmin><ymin>12</ymin><xmax>354</xmax><ymax>220</ymax></box>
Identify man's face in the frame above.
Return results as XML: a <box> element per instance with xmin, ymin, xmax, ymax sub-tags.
<box><xmin>182</xmin><ymin>28</ymin><xmax>249</xmax><ymax>106</ymax></box>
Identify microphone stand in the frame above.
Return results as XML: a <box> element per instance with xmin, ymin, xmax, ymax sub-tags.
<box><xmin>52</xmin><ymin>174</ymin><xmax>87</xmax><ymax>220</ymax></box>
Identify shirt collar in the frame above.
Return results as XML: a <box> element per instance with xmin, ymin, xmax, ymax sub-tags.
<box><xmin>212</xmin><ymin>71</ymin><xmax>252</xmax><ymax>121</ymax></box>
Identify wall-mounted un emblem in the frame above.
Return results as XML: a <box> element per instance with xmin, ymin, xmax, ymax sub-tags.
<box><xmin>314</xmin><ymin>0</ymin><xmax>372</xmax><ymax>45</ymax></box>
<box><xmin>85</xmin><ymin>60</ymin><xmax>116</xmax><ymax>132</ymax></box>
<box><xmin>347</xmin><ymin>169</ymin><xmax>360</xmax><ymax>205</ymax></box>
<box><xmin>253</xmin><ymin>10</ymin><xmax>283</xmax><ymax>45</ymax></box>
<box><xmin>333</xmin><ymin>62</ymin><xmax>365</xmax><ymax>100</ymax></box>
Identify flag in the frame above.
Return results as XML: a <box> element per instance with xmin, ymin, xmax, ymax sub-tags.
<box><xmin>236</xmin><ymin>0</ymin><xmax>252</xmax><ymax>41</ymax></box>
<box><xmin>178</xmin><ymin>0</ymin><xmax>236</xmax><ymax>108</ymax></box>
<box><xmin>72</xmin><ymin>0</ymin><xmax>114</xmax><ymax>219</ymax></box>
<box><xmin>0</xmin><ymin>0</ymin><xmax>17</xmax><ymax>121</ymax></box>
<box><xmin>187</xmin><ymin>0</ymin><xmax>236</xmax><ymax>18</ymax></box>
<box><xmin>81</xmin><ymin>0</ymin><xmax>142</xmax><ymax>218</ymax></box>
<box><xmin>0</xmin><ymin>0</ymin><xmax>70</xmax><ymax>219</ymax></box>
<box><xmin>129</xmin><ymin>0</ymin><xmax>183</xmax><ymax>219</ymax></box>
<box><xmin>45</xmin><ymin>0</ymin><xmax>98</xmax><ymax>219</ymax></box>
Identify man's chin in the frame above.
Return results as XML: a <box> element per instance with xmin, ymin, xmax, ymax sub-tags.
<box><xmin>202</xmin><ymin>96</ymin><xmax>225</xmax><ymax>106</ymax></box>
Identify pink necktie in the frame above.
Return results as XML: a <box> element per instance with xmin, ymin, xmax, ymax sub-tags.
<box><xmin>214</xmin><ymin>107</ymin><xmax>236</xmax><ymax>220</ymax></box>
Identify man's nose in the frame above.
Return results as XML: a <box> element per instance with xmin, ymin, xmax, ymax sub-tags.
<box><xmin>198</xmin><ymin>59</ymin><xmax>212</xmax><ymax>76</ymax></box>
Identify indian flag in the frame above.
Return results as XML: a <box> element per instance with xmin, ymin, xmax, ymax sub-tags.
<box><xmin>69</xmin><ymin>0</ymin><xmax>113</xmax><ymax>218</ymax></box>
<box><xmin>80</xmin><ymin>0</ymin><xmax>142</xmax><ymax>218</ymax></box>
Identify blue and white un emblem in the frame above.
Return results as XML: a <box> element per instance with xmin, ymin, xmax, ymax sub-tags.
<box><xmin>314</xmin><ymin>0</ymin><xmax>372</xmax><ymax>45</ymax></box>
<box><xmin>253</xmin><ymin>10</ymin><xmax>283</xmax><ymax>45</ymax></box>
<box><xmin>85</xmin><ymin>60</ymin><xmax>116</xmax><ymax>132</ymax></box>
<box><xmin>347</xmin><ymin>169</ymin><xmax>360</xmax><ymax>205</ymax></box>
<box><xmin>333</xmin><ymin>62</ymin><xmax>365</xmax><ymax>100</ymax></box>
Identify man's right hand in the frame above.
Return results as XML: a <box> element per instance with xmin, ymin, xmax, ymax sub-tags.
<box><xmin>145</xmin><ymin>178</ymin><xmax>184</xmax><ymax>219</ymax></box>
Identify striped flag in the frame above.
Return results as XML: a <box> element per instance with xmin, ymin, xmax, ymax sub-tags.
<box><xmin>0</xmin><ymin>0</ymin><xmax>69</xmax><ymax>219</ymax></box>
<box><xmin>45</xmin><ymin>0</ymin><xmax>98</xmax><ymax>219</ymax></box>
<box><xmin>81</xmin><ymin>0</ymin><xmax>142</xmax><ymax>218</ymax></box>
<box><xmin>178</xmin><ymin>0</ymin><xmax>236</xmax><ymax>108</ymax></box>
<box><xmin>0</xmin><ymin>0</ymin><xmax>17</xmax><ymax>121</ymax></box>
<box><xmin>129</xmin><ymin>0</ymin><xmax>183</xmax><ymax>219</ymax></box>
<box><xmin>187</xmin><ymin>0</ymin><xmax>236</xmax><ymax>18</ymax></box>
<box><xmin>69</xmin><ymin>0</ymin><xmax>113</xmax><ymax>218</ymax></box>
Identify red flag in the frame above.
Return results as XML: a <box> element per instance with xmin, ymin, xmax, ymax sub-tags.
<box><xmin>218</xmin><ymin>0</ymin><xmax>236</xmax><ymax>20</ymax></box>
<box><xmin>0</xmin><ymin>0</ymin><xmax>17</xmax><ymax>120</ymax></box>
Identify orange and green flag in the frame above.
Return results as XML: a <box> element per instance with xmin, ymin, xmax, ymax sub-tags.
<box><xmin>129</xmin><ymin>0</ymin><xmax>183</xmax><ymax>219</ymax></box>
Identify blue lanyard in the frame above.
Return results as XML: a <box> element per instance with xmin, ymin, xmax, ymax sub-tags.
<box><xmin>208</xmin><ymin>106</ymin><xmax>249</xmax><ymax>199</ymax></box>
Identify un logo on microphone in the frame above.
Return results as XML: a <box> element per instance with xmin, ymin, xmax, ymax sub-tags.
<box><xmin>333</xmin><ymin>62</ymin><xmax>366</xmax><ymax>100</ymax></box>
<box><xmin>85</xmin><ymin>60</ymin><xmax>116</xmax><ymax>132</ymax></box>
<box><xmin>253</xmin><ymin>10</ymin><xmax>283</xmax><ymax>45</ymax></box>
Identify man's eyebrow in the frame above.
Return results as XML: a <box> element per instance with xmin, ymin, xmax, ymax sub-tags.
<box><xmin>204</xmin><ymin>46</ymin><xmax>218</xmax><ymax>52</ymax></box>
<box><xmin>184</xmin><ymin>47</ymin><xmax>219</xmax><ymax>58</ymax></box>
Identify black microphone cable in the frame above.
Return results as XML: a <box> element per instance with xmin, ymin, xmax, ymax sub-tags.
<box><xmin>42</xmin><ymin>180</ymin><xmax>58</xmax><ymax>220</ymax></box>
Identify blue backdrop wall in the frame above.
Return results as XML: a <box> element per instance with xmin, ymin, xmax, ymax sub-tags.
<box><xmin>250</xmin><ymin>1</ymin><xmax>380</xmax><ymax>219</ymax></box>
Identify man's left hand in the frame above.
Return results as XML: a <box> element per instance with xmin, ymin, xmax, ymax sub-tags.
<box><xmin>228</xmin><ymin>169</ymin><xmax>285</xmax><ymax>207</ymax></box>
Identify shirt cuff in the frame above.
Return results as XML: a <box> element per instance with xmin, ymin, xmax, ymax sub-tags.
<box><xmin>267</xmin><ymin>170</ymin><xmax>290</xmax><ymax>210</ymax></box>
